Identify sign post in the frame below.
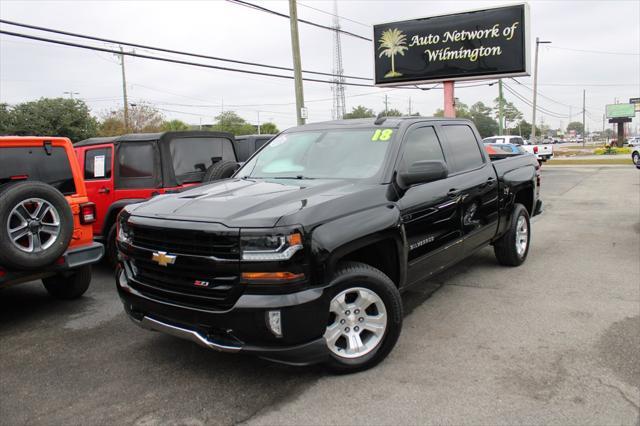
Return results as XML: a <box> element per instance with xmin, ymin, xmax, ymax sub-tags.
<box><xmin>606</xmin><ymin>103</ymin><xmax>636</xmax><ymax>146</ymax></box>
<box><xmin>443</xmin><ymin>81</ymin><xmax>455</xmax><ymax>118</ymax></box>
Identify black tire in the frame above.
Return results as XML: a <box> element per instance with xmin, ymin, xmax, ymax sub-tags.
<box><xmin>203</xmin><ymin>160</ymin><xmax>239</xmax><ymax>182</ymax></box>
<box><xmin>0</xmin><ymin>181</ymin><xmax>74</xmax><ymax>270</ymax></box>
<box><xmin>42</xmin><ymin>265</ymin><xmax>92</xmax><ymax>299</ymax></box>
<box><xmin>632</xmin><ymin>152</ymin><xmax>640</xmax><ymax>165</ymax></box>
<box><xmin>494</xmin><ymin>203</ymin><xmax>531</xmax><ymax>266</ymax></box>
<box><xmin>324</xmin><ymin>262</ymin><xmax>403</xmax><ymax>374</ymax></box>
<box><xmin>105</xmin><ymin>222</ymin><xmax>118</xmax><ymax>267</ymax></box>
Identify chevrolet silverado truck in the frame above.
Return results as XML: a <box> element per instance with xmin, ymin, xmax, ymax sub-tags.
<box><xmin>115</xmin><ymin>117</ymin><xmax>543</xmax><ymax>373</ymax></box>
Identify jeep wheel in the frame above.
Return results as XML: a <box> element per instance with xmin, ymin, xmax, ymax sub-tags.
<box><xmin>203</xmin><ymin>160</ymin><xmax>239</xmax><ymax>182</ymax></box>
<box><xmin>494</xmin><ymin>203</ymin><xmax>531</xmax><ymax>266</ymax></box>
<box><xmin>324</xmin><ymin>262</ymin><xmax>402</xmax><ymax>373</ymax></box>
<box><xmin>43</xmin><ymin>265</ymin><xmax>92</xmax><ymax>299</ymax></box>
<box><xmin>0</xmin><ymin>181</ymin><xmax>74</xmax><ymax>270</ymax></box>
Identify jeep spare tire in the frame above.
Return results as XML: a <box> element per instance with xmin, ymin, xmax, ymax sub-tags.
<box><xmin>203</xmin><ymin>160</ymin><xmax>239</xmax><ymax>182</ymax></box>
<box><xmin>0</xmin><ymin>181</ymin><xmax>74</xmax><ymax>270</ymax></box>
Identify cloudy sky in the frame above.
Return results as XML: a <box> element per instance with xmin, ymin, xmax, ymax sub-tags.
<box><xmin>1</xmin><ymin>0</ymin><xmax>639</xmax><ymax>134</ymax></box>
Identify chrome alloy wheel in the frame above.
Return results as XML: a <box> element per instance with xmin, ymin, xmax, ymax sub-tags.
<box><xmin>515</xmin><ymin>215</ymin><xmax>528</xmax><ymax>257</ymax></box>
<box><xmin>7</xmin><ymin>198</ymin><xmax>61</xmax><ymax>253</ymax></box>
<box><xmin>324</xmin><ymin>287</ymin><xmax>387</xmax><ymax>359</ymax></box>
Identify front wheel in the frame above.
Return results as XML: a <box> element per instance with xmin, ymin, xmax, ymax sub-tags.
<box><xmin>324</xmin><ymin>262</ymin><xmax>402</xmax><ymax>373</ymax></box>
<box><xmin>42</xmin><ymin>265</ymin><xmax>92</xmax><ymax>299</ymax></box>
<box><xmin>494</xmin><ymin>203</ymin><xmax>531</xmax><ymax>266</ymax></box>
<box><xmin>632</xmin><ymin>152</ymin><xmax>639</xmax><ymax>165</ymax></box>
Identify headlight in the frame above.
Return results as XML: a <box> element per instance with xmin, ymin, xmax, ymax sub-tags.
<box><xmin>241</xmin><ymin>231</ymin><xmax>303</xmax><ymax>261</ymax></box>
<box><xmin>116</xmin><ymin>212</ymin><xmax>133</xmax><ymax>245</ymax></box>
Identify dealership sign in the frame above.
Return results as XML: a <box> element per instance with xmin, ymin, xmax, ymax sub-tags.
<box><xmin>373</xmin><ymin>4</ymin><xmax>530</xmax><ymax>86</ymax></box>
<box><xmin>606</xmin><ymin>103</ymin><xmax>636</xmax><ymax>119</ymax></box>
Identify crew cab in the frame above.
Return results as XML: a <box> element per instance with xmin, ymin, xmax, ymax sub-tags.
<box><xmin>483</xmin><ymin>135</ymin><xmax>553</xmax><ymax>162</ymax></box>
<box><xmin>115</xmin><ymin>117</ymin><xmax>543</xmax><ymax>373</ymax></box>
<box><xmin>74</xmin><ymin>131</ymin><xmax>239</xmax><ymax>264</ymax></box>
<box><xmin>0</xmin><ymin>137</ymin><xmax>104</xmax><ymax>298</ymax></box>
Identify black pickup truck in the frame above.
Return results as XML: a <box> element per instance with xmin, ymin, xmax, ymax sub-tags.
<box><xmin>115</xmin><ymin>117</ymin><xmax>542</xmax><ymax>373</ymax></box>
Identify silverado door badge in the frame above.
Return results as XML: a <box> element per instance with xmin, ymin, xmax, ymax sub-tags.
<box><xmin>151</xmin><ymin>251</ymin><xmax>176</xmax><ymax>267</ymax></box>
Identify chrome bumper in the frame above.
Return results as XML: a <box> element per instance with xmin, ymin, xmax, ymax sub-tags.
<box><xmin>131</xmin><ymin>315</ymin><xmax>242</xmax><ymax>353</ymax></box>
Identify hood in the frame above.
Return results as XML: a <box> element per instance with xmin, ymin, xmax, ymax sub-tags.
<box><xmin>128</xmin><ymin>178</ymin><xmax>383</xmax><ymax>228</ymax></box>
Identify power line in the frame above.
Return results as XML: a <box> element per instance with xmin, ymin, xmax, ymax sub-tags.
<box><xmin>224</xmin><ymin>0</ymin><xmax>372</xmax><ymax>42</ymax></box>
<box><xmin>297</xmin><ymin>2</ymin><xmax>370</xmax><ymax>28</ymax></box>
<box><xmin>0</xmin><ymin>29</ymin><xmax>382</xmax><ymax>88</ymax></box>
<box><xmin>0</xmin><ymin>18</ymin><xmax>370</xmax><ymax>81</ymax></box>
<box><xmin>547</xmin><ymin>46</ymin><xmax>640</xmax><ymax>56</ymax></box>
<box><xmin>510</xmin><ymin>78</ymin><xmax>604</xmax><ymax>115</ymax></box>
<box><xmin>502</xmin><ymin>83</ymin><xmax>568</xmax><ymax>118</ymax></box>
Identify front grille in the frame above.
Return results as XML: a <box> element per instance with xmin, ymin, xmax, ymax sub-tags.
<box><xmin>132</xmin><ymin>224</ymin><xmax>240</xmax><ymax>259</ymax></box>
<box><xmin>125</xmin><ymin>223</ymin><xmax>242</xmax><ymax>311</ymax></box>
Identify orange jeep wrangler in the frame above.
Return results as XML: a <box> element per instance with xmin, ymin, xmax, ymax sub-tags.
<box><xmin>0</xmin><ymin>137</ymin><xmax>104</xmax><ymax>298</ymax></box>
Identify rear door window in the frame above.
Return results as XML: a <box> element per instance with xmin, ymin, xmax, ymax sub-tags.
<box><xmin>84</xmin><ymin>147</ymin><xmax>112</xmax><ymax>180</ymax></box>
<box><xmin>0</xmin><ymin>146</ymin><xmax>76</xmax><ymax>195</ymax></box>
<box><xmin>441</xmin><ymin>125</ymin><xmax>485</xmax><ymax>174</ymax></box>
<box><xmin>116</xmin><ymin>142</ymin><xmax>158</xmax><ymax>188</ymax></box>
<box><xmin>169</xmin><ymin>137</ymin><xmax>236</xmax><ymax>184</ymax></box>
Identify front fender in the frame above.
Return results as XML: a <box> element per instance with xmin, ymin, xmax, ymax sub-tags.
<box><xmin>309</xmin><ymin>205</ymin><xmax>406</xmax><ymax>287</ymax></box>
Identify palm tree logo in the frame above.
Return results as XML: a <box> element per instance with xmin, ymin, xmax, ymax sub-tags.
<box><xmin>378</xmin><ymin>28</ymin><xmax>408</xmax><ymax>78</ymax></box>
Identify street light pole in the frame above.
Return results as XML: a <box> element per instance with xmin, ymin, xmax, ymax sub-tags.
<box><xmin>531</xmin><ymin>37</ymin><xmax>551</xmax><ymax>142</ymax></box>
<box><xmin>288</xmin><ymin>0</ymin><xmax>306</xmax><ymax>126</ymax></box>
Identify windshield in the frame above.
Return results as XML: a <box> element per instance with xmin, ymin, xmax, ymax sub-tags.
<box><xmin>237</xmin><ymin>128</ymin><xmax>395</xmax><ymax>180</ymax></box>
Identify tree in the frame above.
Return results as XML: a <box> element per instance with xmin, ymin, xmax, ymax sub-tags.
<box><xmin>380</xmin><ymin>108</ymin><xmax>403</xmax><ymax>117</ymax></box>
<box><xmin>343</xmin><ymin>105</ymin><xmax>375</xmax><ymax>119</ymax></box>
<box><xmin>493</xmin><ymin>98</ymin><xmax>522</xmax><ymax>133</ymax></box>
<box><xmin>378</xmin><ymin>28</ymin><xmax>408</xmax><ymax>78</ymax></box>
<box><xmin>259</xmin><ymin>122</ymin><xmax>279</xmax><ymax>134</ymax></box>
<box><xmin>3</xmin><ymin>98</ymin><xmax>98</xmax><ymax>142</ymax></box>
<box><xmin>510</xmin><ymin>120</ymin><xmax>540</xmax><ymax>138</ymax></box>
<box><xmin>210</xmin><ymin>111</ymin><xmax>255</xmax><ymax>136</ymax></box>
<box><xmin>433</xmin><ymin>100</ymin><xmax>472</xmax><ymax>119</ymax></box>
<box><xmin>0</xmin><ymin>103</ymin><xmax>12</xmax><ymax>134</ymax></box>
<box><xmin>470</xmin><ymin>102</ymin><xmax>499</xmax><ymax>138</ymax></box>
<box><xmin>99</xmin><ymin>103</ymin><xmax>165</xmax><ymax>136</ymax></box>
<box><xmin>161</xmin><ymin>119</ymin><xmax>190</xmax><ymax>131</ymax></box>
<box><xmin>567</xmin><ymin>121</ymin><xmax>584</xmax><ymax>135</ymax></box>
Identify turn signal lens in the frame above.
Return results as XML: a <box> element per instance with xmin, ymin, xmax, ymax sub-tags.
<box><xmin>287</xmin><ymin>232</ymin><xmax>302</xmax><ymax>246</ymax></box>
<box><xmin>241</xmin><ymin>272</ymin><xmax>305</xmax><ymax>281</ymax></box>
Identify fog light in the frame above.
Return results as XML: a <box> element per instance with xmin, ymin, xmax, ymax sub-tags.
<box><xmin>267</xmin><ymin>310</ymin><xmax>282</xmax><ymax>338</ymax></box>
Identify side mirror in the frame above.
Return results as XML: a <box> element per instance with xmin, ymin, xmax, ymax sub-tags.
<box><xmin>398</xmin><ymin>160</ymin><xmax>448</xmax><ymax>188</ymax></box>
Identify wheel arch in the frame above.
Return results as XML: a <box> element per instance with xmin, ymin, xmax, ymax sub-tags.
<box><xmin>101</xmin><ymin>199</ymin><xmax>147</xmax><ymax>236</ymax></box>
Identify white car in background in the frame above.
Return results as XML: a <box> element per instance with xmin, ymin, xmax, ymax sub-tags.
<box><xmin>483</xmin><ymin>135</ymin><xmax>553</xmax><ymax>162</ymax></box>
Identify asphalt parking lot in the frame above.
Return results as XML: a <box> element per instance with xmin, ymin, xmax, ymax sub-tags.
<box><xmin>1</xmin><ymin>165</ymin><xmax>638</xmax><ymax>426</ymax></box>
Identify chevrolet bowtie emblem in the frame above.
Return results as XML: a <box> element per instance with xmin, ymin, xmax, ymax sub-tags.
<box><xmin>151</xmin><ymin>251</ymin><xmax>176</xmax><ymax>267</ymax></box>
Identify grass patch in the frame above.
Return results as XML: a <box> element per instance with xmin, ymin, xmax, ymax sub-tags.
<box><xmin>546</xmin><ymin>158</ymin><xmax>634</xmax><ymax>165</ymax></box>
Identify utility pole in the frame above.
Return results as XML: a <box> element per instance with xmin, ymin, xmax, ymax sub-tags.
<box><xmin>498</xmin><ymin>79</ymin><xmax>504</xmax><ymax>134</ymax></box>
<box><xmin>118</xmin><ymin>45</ymin><xmax>129</xmax><ymax>132</ymax></box>
<box><xmin>384</xmin><ymin>94</ymin><xmax>389</xmax><ymax>115</ymax></box>
<box><xmin>63</xmin><ymin>91</ymin><xmax>79</xmax><ymax>99</ymax></box>
<box><xmin>257</xmin><ymin>111</ymin><xmax>261</xmax><ymax>135</ymax></box>
<box><xmin>582</xmin><ymin>89</ymin><xmax>586</xmax><ymax>146</ymax></box>
<box><xmin>602</xmin><ymin>113</ymin><xmax>606</xmax><ymax>143</ymax></box>
<box><xmin>288</xmin><ymin>0</ymin><xmax>306</xmax><ymax>125</ymax></box>
<box><xmin>531</xmin><ymin>37</ymin><xmax>551</xmax><ymax>142</ymax></box>
<box><xmin>408</xmin><ymin>97</ymin><xmax>412</xmax><ymax>116</ymax></box>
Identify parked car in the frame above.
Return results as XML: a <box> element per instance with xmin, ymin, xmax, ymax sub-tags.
<box><xmin>234</xmin><ymin>134</ymin><xmax>275</xmax><ymax>162</ymax></box>
<box><xmin>0</xmin><ymin>136</ymin><xmax>104</xmax><ymax>298</ymax></box>
<box><xmin>632</xmin><ymin>145</ymin><xmax>640</xmax><ymax>166</ymax></box>
<box><xmin>74</xmin><ymin>131</ymin><xmax>239</xmax><ymax>265</ymax></box>
<box><xmin>483</xmin><ymin>135</ymin><xmax>553</xmax><ymax>162</ymax></box>
<box><xmin>114</xmin><ymin>117</ymin><xmax>543</xmax><ymax>373</ymax></box>
<box><xmin>483</xmin><ymin>143</ymin><xmax>527</xmax><ymax>157</ymax></box>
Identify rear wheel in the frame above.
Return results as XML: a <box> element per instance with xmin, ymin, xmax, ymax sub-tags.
<box><xmin>0</xmin><ymin>181</ymin><xmax>73</xmax><ymax>270</ymax></box>
<box><xmin>632</xmin><ymin>151</ymin><xmax>639</xmax><ymax>165</ymax></box>
<box><xmin>42</xmin><ymin>265</ymin><xmax>92</xmax><ymax>299</ymax></box>
<box><xmin>494</xmin><ymin>203</ymin><xmax>530</xmax><ymax>266</ymax></box>
<box><xmin>324</xmin><ymin>262</ymin><xmax>402</xmax><ymax>373</ymax></box>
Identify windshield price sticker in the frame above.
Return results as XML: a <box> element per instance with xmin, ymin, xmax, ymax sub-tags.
<box><xmin>371</xmin><ymin>129</ymin><xmax>393</xmax><ymax>141</ymax></box>
<box><xmin>94</xmin><ymin>155</ymin><xmax>105</xmax><ymax>178</ymax></box>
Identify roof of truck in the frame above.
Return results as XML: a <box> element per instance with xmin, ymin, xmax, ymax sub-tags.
<box><xmin>286</xmin><ymin>117</ymin><xmax>473</xmax><ymax>132</ymax></box>
<box><xmin>74</xmin><ymin>131</ymin><xmax>233</xmax><ymax>147</ymax></box>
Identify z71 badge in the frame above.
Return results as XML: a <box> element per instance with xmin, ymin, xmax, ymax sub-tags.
<box><xmin>194</xmin><ymin>280</ymin><xmax>210</xmax><ymax>287</ymax></box>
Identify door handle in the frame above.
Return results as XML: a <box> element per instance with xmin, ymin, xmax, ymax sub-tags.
<box><xmin>447</xmin><ymin>189</ymin><xmax>460</xmax><ymax>198</ymax></box>
<box><xmin>98</xmin><ymin>187</ymin><xmax>110</xmax><ymax>194</ymax></box>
